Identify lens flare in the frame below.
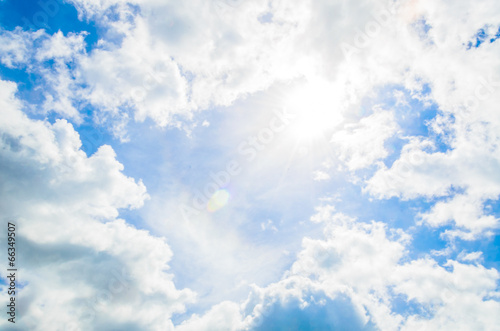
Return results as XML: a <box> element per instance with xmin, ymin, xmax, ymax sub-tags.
<box><xmin>207</xmin><ymin>189</ymin><xmax>230</xmax><ymax>212</ymax></box>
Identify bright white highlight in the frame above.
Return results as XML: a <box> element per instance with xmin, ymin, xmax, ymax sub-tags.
<box><xmin>284</xmin><ymin>78</ymin><xmax>342</xmax><ymax>141</ymax></box>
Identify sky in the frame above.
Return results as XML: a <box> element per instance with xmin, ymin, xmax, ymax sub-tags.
<box><xmin>0</xmin><ymin>0</ymin><xmax>499</xmax><ymax>330</ymax></box>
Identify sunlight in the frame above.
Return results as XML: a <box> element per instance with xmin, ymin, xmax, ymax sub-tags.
<box><xmin>284</xmin><ymin>78</ymin><xmax>342</xmax><ymax>142</ymax></box>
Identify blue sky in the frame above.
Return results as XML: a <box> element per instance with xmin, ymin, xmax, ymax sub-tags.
<box><xmin>1</xmin><ymin>0</ymin><xmax>500</xmax><ymax>330</ymax></box>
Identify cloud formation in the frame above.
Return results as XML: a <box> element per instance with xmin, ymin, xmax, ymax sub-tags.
<box><xmin>0</xmin><ymin>80</ymin><xmax>194</xmax><ymax>330</ymax></box>
<box><xmin>1</xmin><ymin>0</ymin><xmax>499</xmax><ymax>329</ymax></box>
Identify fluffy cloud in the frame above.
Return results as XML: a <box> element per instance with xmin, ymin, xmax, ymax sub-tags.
<box><xmin>252</xmin><ymin>208</ymin><xmax>499</xmax><ymax>331</ymax></box>
<box><xmin>0</xmin><ymin>79</ymin><xmax>194</xmax><ymax>330</ymax></box>
<box><xmin>1</xmin><ymin>0</ymin><xmax>500</xmax><ymax>329</ymax></box>
<box><xmin>0</xmin><ymin>0</ymin><xmax>409</xmax><ymax>133</ymax></box>
<box><xmin>330</xmin><ymin>110</ymin><xmax>398</xmax><ymax>171</ymax></box>
<box><xmin>0</xmin><ymin>28</ymin><xmax>87</xmax><ymax>121</ymax></box>
<box><xmin>73</xmin><ymin>0</ymin><xmax>309</xmax><ymax>129</ymax></box>
<box><xmin>77</xmin><ymin>22</ymin><xmax>191</xmax><ymax>128</ymax></box>
<box><xmin>176</xmin><ymin>301</ymin><xmax>244</xmax><ymax>331</ymax></box>
<box><xmin>365</xmin><ymin>122</ymin><xmax>500</xmax><ymax>238</ymax></box>
<box><xmin>173</xmin><ymin>207</ymin><xmax>499</xmax><ymax>330</ymax></box>
<box><xmin>349</xmin><ymin>0</ymin><xmax>500</xmax><ymax>238</ymax></box>
<box><xmin>0</xmin><ymin>28</ymin><xmax>42</xmax><ymax>67</ymax></box>
<box><xmin>3</xmin><ymin>0</ymin><xmax>499</xmax><ymax>134</ymax></box>
<box><xmin>419</xmin><ymin>193</ymin><xmax>498</xmax><ymax>239</ymax></box>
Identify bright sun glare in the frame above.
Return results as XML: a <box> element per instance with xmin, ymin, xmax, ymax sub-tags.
<box><xmin>284</xmin><ymin>78</ymin><xmax>342</xmax><ymax>141</ymax></box>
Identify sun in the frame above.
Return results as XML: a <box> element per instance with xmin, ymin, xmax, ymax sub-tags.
<box><xmin>283</xmin><ymin>78</ymin><xmax>342</xmax><ymax>142</ymax></box>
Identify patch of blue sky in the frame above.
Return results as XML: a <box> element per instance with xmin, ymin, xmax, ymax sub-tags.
<box><xmin>0</xmin><ymin>0</ymin><xmax>99</xmax><ymax>53</ymax></box>
<box><xmin>451</xmin><ymin>234</ymin><xmax>500</xmax><ymax>271</ymax></box>
<box><xmin>102</xmin><ymin>123</ymin><xmax>180</xmax><ymax>194</ymax></box>
<box><xmin>361</xmin><ymin>84</ymin><xmax>450</xmax><ymax>169</ymax></box>
<box><xmin>338</xmin><ymin>189</ymin><xmax>431</xmax><ymax>227</ymax></box>
<box><xmin>76</xmin><ymin>119</ymin><xmax>114</xmax><ymax>156</ymax></box>
<box><xmin>382</xmin><ymin>123</ymin><xmax>453</xmax><ymax>166</ymax></box>
<box><xmin>400</xmin><ymin>191</ymin><xmax>500</xmax><ymax>265</ymax></box>
<box><xmin>491</xmin><ymin>26</ymin><xmax>500</xmax><ymax>43</ymax></box>
<box><xmin>389</xmin><ymin>291</ymin><xmax>433</xmax><ymax>319</ymax></box>
<box><xmin>418</xmin><ymin>19</ymin><xmax>431</xmax><ymax>34</ymax></box>
<box><xmin>484</xmin><ymin>198</ymin><xmax>500</xmax><ymax>218</ymax></box>
<box><xmin>0</xmin><ymin>0</ymin><xmax>103</xmax><ymax>123</ymax></box>
<box><xmin>0</xmin><ymin>61</ymin><xmax>91</xmax><ymax>125</ymax></box>
<box><xmin>468</xmin><ymin>28</ymin><xmax>488</xmax><ymax>49</ymax></box>
<box><xmin>254</xmin><ymin>293</ymin><xmax>377</xmax><ymax>331</ymax></box>
<box><xmin>341</xmin><ymin>195</ymin><xmax>495</xmax><ymax>270</ymax></box>
<box><xmin>104</xmin><ymin>3</ymin><xmax>141</xmax><ymax>24</ymax></box>
<box><xmin>482</xmin><ymin>234</ymin><xmax>500</xmax><ymax>271</ymax></box>
<box><xmin>317</xmin><ymin>180</ymin><xmax>485</xmax><ymax>265</ymax></box>
<box><xmin>257</xmin><ymin>12</ymin><xmax>273</xmax><ymax>24</ymax></box>
<box><xmin>0</xmin><ymin>64</ymin><xmax>45</xmax><ymax>107</ymax></box>
<box><xmin>412</xmin><ymin>19</ymin><xmax>432</xmax><ymax>44</ymax></box>
<box><xmin>178</xmin><ymin>64</ymin><xmax>196</xmax><ymax>84</ymax></box>
<box><xmin>133</xmin><ymin>108</ymin><xmax>270</xmax><ymax>194</ymax></box>
<box><xmin>466</xmin><ymin>25</ymin><xmax>500</xmax><ymax>49</ymax></box>
<box><xmin>406</xmin><ymin>222</ymin><xmax>500</xmax><ymax>273</ymax></box>
<box><xmin>92</xmin><ymin>109</ymin><xmax>236</xmax><ymax>231</ymax></box>
<box><xmin>112</xmin><ymin>118</ymin><xmax>222</xmax><ymax>194</ymax></box>
<box><xmin>95</xmin><ymin>3</ymin><xmax>141</xmax><ymax>47</ymax></box>
<box><xmin>170</xmin><ymin>302</ymin><xmax>207</xmax><ymax>327</ymax></box>
<box><xmin>386</xmin><ymin>85</ymin><xmax>441</xmax><ymax>138</ymax></box>
<box><xmin>382</xmin><ymin>135</ymin><xmax>408</xmax><ymax>168</ymax></box>
<box><xmin>408</xmin><ymin>224</ymin><xmax>453</xmax><ymax>259</ymax></box>
<box><xmin>237</xmin><ymin>194</ymin><xmax>320</xmax><ymax>246</ymax></box>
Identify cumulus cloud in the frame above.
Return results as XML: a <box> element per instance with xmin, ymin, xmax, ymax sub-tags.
<box><xmin>0</xmin><ymin>28</ymin><xmax>41</xmax><ymax>67</ymax></box>
<box><xmin>172</xmin><ymin>206</ymin><xmax>499</xmax><ymax>330</ymax></box>
<box><xmin>365</xmin><ymin>123</ymin><xmax>500</xmax><ymax>238</ymax></box>
<box><xmin>0</xmin><ymin>80</ymin><xmax>194</xmax><ymax>330</ymax></box>
<box><xmin>258</xmin><ymin>208</ymin><xmax>499</xmax><ymax>331</ymax></box>
<box><xmin>0</xmin><ymin>0</ymin><xmax>410</xmax><ymax>132</ymax></box>
<box><xmin>313</xmin><ymin>170</ymin><xmax>330</xmax><ymax>181</ymax></box>
<box><xmin>331</xmin><ymin>110</ymin><xmax>398</xmax><ymax>171</ymax></box>
<box><xmin>0</xmin><ymin>28</ymin><xmax>87</xmax><ymax>121</ymax></box>
<box><xmin>343</xmin><ymin>0</ymin><xmax>500</xmax><ymax>239</ymax></box>
<box><xmin>1</xmin><ymin>0</ymin><xmax>500</xmax><ymax>329</ymax></box>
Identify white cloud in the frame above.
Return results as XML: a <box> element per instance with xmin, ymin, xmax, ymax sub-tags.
<box><xmin>7</xmin><ymin>0</ymin><xmax>405</xmax><ymax>133</ymax></box>
<box><xmin>419</xmin><ymin>194</ymin><xmax>498</xmax><ymax>239</ymax></box>
<box><xmin>175</xmin><ymin>207</ymin><xmax>499</xmax><ymax>330</ymax></box>
<box><xmin>0</xmin><ymin>28</ymin><xmax>42</xmax><ymax>68</ymax></box>
<box><xmin>365</xmin><ymin>125</ymin><xmax>500</xmax><ymax>238</ymax></box>
<box><xmin>2</xmin><ymin>0</ymin><xmax>500</xmax><ymax>328</ymax></box>
<box><xmin>176</xmin><ymin>301</ymin><xmax>244</xmax><ymax>331</ymax></box>
<box><xmin>0</xmin><ymin>28</ymin><xmax>87</xmax><ymax>121</ymax></box>
<box><xmin>35</xmin><ymin>30</ymin><xmax>86</xmax><ymax>61</ymax></box>
<box><xmin>259</xmin><ymin>207</ymin><xmax>499</xmax><ymax>331</ymax></box>
<box><xmin>348</xmin><ymin>1</ymin><xmax>500</xmax><ymax>239</ymax></box>
<box><xmin>313</xmin><ymin>170</ymin><xmax>330</xmax><ymax>181</ymax></box>
<box><xmin>330</xmin><ymin>110</ymin><xmax>398</xmax><ymax>171</ymax></box>
<box><xmin>458</xmin><ymin>251</ymin><xmax>483</xmax><ymax>263</ymax></box>
<box><xmin>260</xmin><ymin>219</ymin><xmax>278</xmax><ymax>232</ymax></box>
<box><xmin>0</xmin><ymin>79</ymin><xmax>194</xmax><ymax>330</ymax></box>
